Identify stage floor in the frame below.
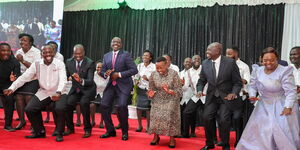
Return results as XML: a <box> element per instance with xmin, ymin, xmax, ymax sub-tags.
<box><xmin>0</xmin><ymin>109</ymin><xmax>236</xmax><ymax>150</ymax></box>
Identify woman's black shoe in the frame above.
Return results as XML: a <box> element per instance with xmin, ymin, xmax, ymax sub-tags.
<box><xmin>150</xmin><ymin>137</ymin><xmax>160</xmax><ymax>145</ymax></box>
<box><xmin>15</xmin><ymin>122</ymin><xmax>26</xmax><ymax>130</ymax></box>
<box><xmin>135</xmin><ymin>127</ymin><xmax>143</xmax><ymax>132</ymax></box>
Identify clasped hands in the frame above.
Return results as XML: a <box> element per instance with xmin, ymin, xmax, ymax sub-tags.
<box><xmin>147</xmin><ymin>84</ymin><xmax>175</xmax><ymax>98</ymax></box>
<box><xmin>105</xmin><ymin>69</ymin><xmax>120</xmax><ymax>81</ymax></box>
<box><xmin>71</xmin><ymin>73</ymin><xmax>82</xmax><ymax>83</ymax></box>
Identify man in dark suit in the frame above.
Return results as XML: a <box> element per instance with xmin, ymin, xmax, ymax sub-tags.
<box><xmin>99</xmin><ymin>37</ymin><xmax>138</xmax><ymax>141</ymax></box>
<box><xmin>0</xmin><ymin>43</ymin><xmax>20</xmax><ymax>132</ymax></box>
<box><xmin>65</xmin><ymin>44</ymin><xmax>96</xmax><ymax>138</ymax></box>
<box><xmin>197</xmin><ymin>42</ymin><xmax>242</xmax><ymax>150</ymax></box>
<box><xmin>23</xmin><ymin>19</ymin><xmax>40</xmax><ymax>40</ymax></box>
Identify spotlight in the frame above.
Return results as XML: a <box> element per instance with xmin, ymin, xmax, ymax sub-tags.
<box><xmin>118</xmin><ymin>0</ymin><xmax>128</xmax><ymax>9</ymax></box>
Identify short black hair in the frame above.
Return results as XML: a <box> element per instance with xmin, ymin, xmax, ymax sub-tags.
<box><xmin>0</xmin><ymin>42</ymin><xmax>11</xmax><ymax>49</ymax></box>
<box><xmin>291</xmin><ymin>46</ymin><xmax>300</xmax><ymax>51</ymax></box>
<box><xmin>47</xmin><ymin>41</ymin><xmax>58</xmax><ymax>51</ymax></box>
<box><xmin>227</xmin><ymin>46</ymin><xmax>239</xmax><ymax>53</ymax></box>
<box><xmin>18</xmin><ymin>33</ymin><xmax>34</xmax><ymax>44</ymax></box>
<box><xmin>143</xmin><ymin>50</ymin><xmax>153</xmax><ymax>61</ymax></box>
<box><xmin>156</xmin><ymin>56</ymin><xmax>167</xmax><ymax>63</ymax></box>
<box><xmin>47</xmin><ymin>41</ymin><xmax>58</xmax><ymax>47</ymax></box>
<box><xmin>261</xmin><ymin>47</ymin><xmax>279</xmax><ymax>58</ymax></box>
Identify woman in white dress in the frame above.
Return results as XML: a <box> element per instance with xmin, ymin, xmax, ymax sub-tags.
<box><xmin>236</xmin><ymin>48</ymin><xmax>300</xmax><ymax>150</ymax></box>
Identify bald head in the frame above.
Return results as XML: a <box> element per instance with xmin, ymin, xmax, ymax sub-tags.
<box><xmin>206</xmin><ymin>42</ymin><xmax>222</xmax><ymax>60</ymax></box>
<box><xmin>73</xmin><ymin>44</ymin><xmax>85</xmax><ymax>62</ymax></box>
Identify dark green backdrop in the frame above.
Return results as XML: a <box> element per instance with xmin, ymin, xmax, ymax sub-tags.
<box><xmin>61</xmin><ymin>4</ymin><xmax>284</xmax><ymax>68</ymax></box>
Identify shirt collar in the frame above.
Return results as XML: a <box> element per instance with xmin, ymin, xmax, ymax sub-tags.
<box><xmin>212</xmin><ymin>55</ymin><xmax>221</xmax><ymax>64</ymax></box>
<box><xmin>40</xmin><ymin>58</ymin><xmax>58</xmax><ymax>66</ymax></box>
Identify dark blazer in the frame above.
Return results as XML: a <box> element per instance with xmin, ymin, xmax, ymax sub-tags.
<box><xmin>24</xmin><ymin>23</ymin><xmax>40</xmax><ymax>36</ymax></box>
<box><xmin>197</xmin><ymin>56</ymin><xmax>243</xmax><ymax>109</ymax></box>
<box><xmin>66</xmin><ymin>56</ymin><xmax>96</xmax><ymax>97</ymax></box>
<box><xmin>278</xmin><ymin>59</ymin><xmax>288</xmax><ymax>66</ymax></box>
<box><xmin>100</xmin><ymin>50</ymin><xmax>138</xmax><ymax>95</ymax></box>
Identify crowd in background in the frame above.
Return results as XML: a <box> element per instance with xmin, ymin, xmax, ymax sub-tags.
<box><xmin>0</xmin><ymin>17</ymin><xmax>62</xmax><ymax>52</ymax></box>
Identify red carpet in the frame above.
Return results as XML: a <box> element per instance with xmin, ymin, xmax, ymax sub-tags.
<box><xmin>0</xmin><ymin>109</ymin><xmax>236</xmax><ymax>150</ymax></box>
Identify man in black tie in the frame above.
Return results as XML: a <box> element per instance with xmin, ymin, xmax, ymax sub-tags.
<box><xmin>197</xmin><ymin>42</ymin><xmax>242</xmax><ymax>150</ymax></box>
<box><xmin>65</xmin><ymin>44</ymin><xmax>96</xmax><ymax>138</ymax></box>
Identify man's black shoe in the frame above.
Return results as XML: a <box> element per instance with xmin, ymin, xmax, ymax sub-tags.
<box><xmin>63</xmin><ymin>129</ymin><xmax>74</xmax><ymax>136</ymax></box>
<box><xmin>200</xmin><ymin>145</ymin><xmax>215</xmax><ymax>150</ymax></box>
<box><xmin>100</xmin><ymin>131</ymin><xmax>116</xmax><ymax>138</ymax></box>
<box><xmin>56</xmin><ymin>135</ymin><xmax>64</xmax><ymax>142</ymax></box>
<box><xmin>122</xmin><ymin>133</ymin><xmax>128</xmax><ymax>141</ymax></box>
<box><xmin>82</xmin><ymin>131</ymin><xmax>91</xmax><ymax>138</ymax></box>
<box><xmin>4</xmin><ymin>126</ymin><xmax>16</xmax><ymax>132</ymax></box>
<box><xmin>25</xmin><ymin>132</ymin><xmax>46</xmax><ymax>138</ymax></box>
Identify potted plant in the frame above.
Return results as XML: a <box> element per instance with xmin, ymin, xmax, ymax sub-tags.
<box><xmin>128</xmin><ymin>56</ymin><xmax>141</xmax><ymax>119</ymax></box>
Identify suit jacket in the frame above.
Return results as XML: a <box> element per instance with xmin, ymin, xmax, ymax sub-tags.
<box><xmin>278</xmin><ymin>59</ymin><xmax>288</xmax><ymax>66</ymax></box>
<box><xmin>24</xmin><ymin>23</ymin><xmax>40</xmax><ymax>36</ymax></box>
<box><xmin>100</xmin><ymin>50</ymin><xmax>138</xmax><ymax>95</ymax></box>
<box><xmin>197</xmin><ymin>56</ymin><xmax>243</xmax><ymax>110</ymax></box>
<box><xmin>66</xmin><ymin>56</ymin><xmax>96</xmax><ymax>97</ymax></box>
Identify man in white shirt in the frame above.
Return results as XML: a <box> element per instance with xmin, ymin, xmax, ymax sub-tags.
<box><xmin>226</xmin><ymin>46</ymin><xmax>250</xmax><ymax>146</ymax></box>
<box><xmin>289</xmin><ymin>46</ymin><xmax>300</xmax><ymax>104</ymax></box>
<box><xmin>163</xmin><ymin>54</ymin><xmax>180</xmax><ymax>73</ymax></box>
<box><xmin>181</xmin><ymin>55</ymin><xmax>202</xmax><ymax>138</ymax></box>
<box><xmin>3</xmin><ymin>44</ymin><xmax>67</xmax><ymax>142</ymax></box>
<box><xmin>47</xmin><ymin>41</ymin><xmax>64</xmax><ymax>62</ymax></box>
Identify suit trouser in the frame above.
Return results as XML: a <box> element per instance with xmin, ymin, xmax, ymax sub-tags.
<box><xmin>203</xmin><ymin>96</ymin><xmax>231</xmax><ymax>147</ymax></box>
<box><xmin>0</xmin><ymin>95</ymin><xmax>15</xmax><ymax>127</ymax></box>
<box><xmin>25</xmin><ymin>95</ymin><xmax>67</xmax><ymax>135</ymax></box>
<box><xmin>229</xmin><ymin>99</ymin><xmax>243</xmax><ymax>144</ymax></box>
<box><xmin>101</xmin><ymin>85</ymin><xmax>129</xmax><ymax>134</ymax></box>
<box><xmin>65</xmin><ymin>92</ymin><xmax>92</xmax><ymax>132</ymax></box>
<box><xmin>181</xmin><ymin>100</ymin><xmax>200</xmax><ymax>136</ymax></box>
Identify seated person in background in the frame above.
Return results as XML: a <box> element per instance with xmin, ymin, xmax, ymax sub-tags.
<box><xmin>93</xmin><ymin>61</ymin><xmax>109</xmax><ymax>127</ymax></box>
<box><xmin>3</xmin><ymin>44</ymin><xmax>68</xmax><ymax>142</ymax></box>
<box><xmin>14</xmin><ymin>33</ymin><xmax>41</xmax><ymax>130</ymax></box>
<box><xmin>0</xmin><ymin>43</ymin><xmax>21</xmax><ymax>131</ymax></box>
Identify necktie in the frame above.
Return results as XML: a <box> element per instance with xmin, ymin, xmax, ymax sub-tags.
<box><xmin>112</xmin><ymin>52</ymin><xmax>117</xmax><ymax>86</ymax></box>
<box><xmin>212</xmin><ymin>61</ymin><xmax>219</xmax><ymax>97</ymax></box>
<box><xmin>76</xmin><ymin>61</ymin><xmax>81</xmax><ymax>73</ymax></box>
<box><xmin>212</xmin><ymin>61</ymin><xmax>216</xmax><ymax>81</ymax></box>
<box><xmin>76</xmin><ymin>61</ymin><xmax>81</xmax><ymax>93</ymax></box>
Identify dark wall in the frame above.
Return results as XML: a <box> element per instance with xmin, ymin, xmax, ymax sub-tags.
<box><xmin>61</xmin><ymin>4</ymin><xmax>284</xmax><ymax>69</ymax></box>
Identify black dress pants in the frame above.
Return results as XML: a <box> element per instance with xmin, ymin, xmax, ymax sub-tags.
<box><xmin>203</xmin><ymin>96</ymin><xmax>231</xmax><ymax>147</ymax></box>
<box><xmin>25</xmin><ymin>95</ymin><xmax>67</xmax><ymax>135</ymax></box>
<box><xmin>182</xmin><ymin>100</ymin><xmax>199</xmax><ymax>137</ymax></box>
<box><xmin>65</xmin><ymin>92</ymin><xmax>92</xmax><ymax>132</ymax></box>
<box><xmin>0</xmin><ymin>95</ymin><xmax>15</xmax><ymax>127</ymax></box>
